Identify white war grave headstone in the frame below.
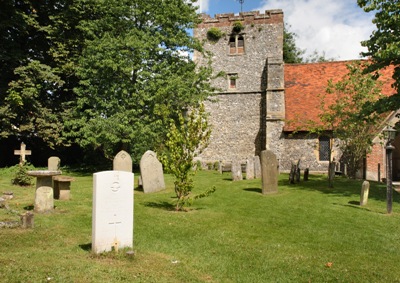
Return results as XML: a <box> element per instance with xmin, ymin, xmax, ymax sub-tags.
<box><xmin>113</xmin><ymin>150</ymin><xmax>132</xmax><ymax>172</ymax></box>
<box><xmin>14</xmin><ymin>142</ymin><xmax>31</xmax><ymax>164</ymax></box>
<box><xmin>92</xmin><ymin>170</ymin><xmax>134</xmax><ymax>253</ymax></box>
<box><xmin>139</xmin><ymin>150</ymin><xmax>165</xmax><ymax>193</ymax></box>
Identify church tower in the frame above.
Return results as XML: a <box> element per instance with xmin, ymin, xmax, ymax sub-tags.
<box><xmin>194</xmin><ymin>10</ymin><xmax>285</xmax><ymax>164</ymax></box>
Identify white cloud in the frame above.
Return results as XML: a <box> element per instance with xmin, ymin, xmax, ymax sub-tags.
<box><xmin>256</xmin><ymin>0</ymin><xmax>375</xmax><ymax>60</ymax></box>
<box><xmin>195</xmin><ymin>0</ymin><xmax>210</xmax><ymax>13</ymax></box>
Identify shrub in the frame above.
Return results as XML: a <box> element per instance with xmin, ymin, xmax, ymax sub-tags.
<box><xmin>207</xmin><ymin>27</ymin><xmax>224</xmax><ymax>41</ymax></box>
<box><xmin>11</xmin><ymin>163</ymin><xmax>35</xmax><ymax>186</ymax></box>
<box><xmin>232</xmin><ymin>21</ymin><xmax>244</xmax><ymax>32</ymax></box>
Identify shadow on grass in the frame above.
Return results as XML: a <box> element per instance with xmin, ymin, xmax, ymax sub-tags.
<box><xmin>23</xmin><ymin>205</ymin><xmax>34</xmax><ymax>211</ymax></box>
<box><xmin>243</xmin><ymin>188</ymin><xmax>262</xmax><ymax>194</ymax></box>
<box><xmin>79</xmin><ymin>243</ymin><xmax>92</xmax><ymax>252</ymax></box>
<box><xmin>282</xmin><ymin>173</ymin><xmax>400</xmax><ymax>204</ymax></box>
<box><xmin>134</xmin><ymin>186</ymin><xmax>143</xmax><ymax>192</ymax></box>
<box><xmin>143</xmin><ymin>201</ymin><xmax>176</xmax><ymax>211</ymax></box>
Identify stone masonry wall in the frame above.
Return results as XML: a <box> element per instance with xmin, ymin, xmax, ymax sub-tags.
<box><xmin>195</xmin><ymin>10</ymin><xmax>285</xmax><ymax>165</ymax></box>
<box><xmin>201</xmin><ymin>93</ymin><xmax>262</xmax><ymax>163</ymax></box>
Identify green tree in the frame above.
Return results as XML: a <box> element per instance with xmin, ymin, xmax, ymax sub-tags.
<box><xmin>66</xmin><ymin>0</ymin><xmax>214</xmax><ymax>162</ymax></box>
<box><xmin>283</xmin><ymin>24</ymin><xmax>331</xmax><ymax>63</ymax></box>
<box><xmin>283</xmin><ymin>24</ymin><xmax>304</xmax><ymax>63</ymax></box>
<box><xmin>0</xmin><ymin>0</ymin><xmax>86</xmax><ymax>147</ymax></box>
<box><xmin>320</xmin><ymin>61</ymin><xmax>384</xmax><ymax>178</ymax></box>
<box><xmin>358</xmin><ymin>0</ymin><xmax>400</xmax><ymax>112</ymax></box>
<box><xmin>160</xmin><ymin>103</ymin><xmax>214</xmax><ymax>211</ymax></box>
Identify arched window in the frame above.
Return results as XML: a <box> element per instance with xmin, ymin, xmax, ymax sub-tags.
<box><xmin>229</xmin><ymin>35</ymin><xmax>245</xmax><ymax>55</ymax></box>
<box><xmin>237</xmin><ymin>35</ymin><xmax>244</xmax><ymax>54</ymax></box>
<box><xmin>319</xmin><ymin>136</ymin><xmax>330</xmax><ymax>161</ymax></box>
<box><xmin>229</xmin><ymin>36</ymin><xmax>236</xmax><ymax>54</ymax></box>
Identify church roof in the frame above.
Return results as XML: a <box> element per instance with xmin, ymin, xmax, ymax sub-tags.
<box><xmin>284</xmin><ymin>60</ymin><xmax>396</xmax><ymax>131</ymax></box>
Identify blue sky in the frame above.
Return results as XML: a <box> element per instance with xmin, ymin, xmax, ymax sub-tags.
<box><xmin>195</xmin><ymin>0</ymin><xmax>376</xmax><ymax>60</ymax></box>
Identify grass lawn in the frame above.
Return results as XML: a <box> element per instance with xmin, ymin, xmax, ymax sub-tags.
<box><xmin>1</xmin><ymin>167</ymin><xmax>400</xmax><ymax>282</ymax></box>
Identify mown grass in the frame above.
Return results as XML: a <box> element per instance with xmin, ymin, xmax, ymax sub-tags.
<box><xmin>0</xmin><ymin>168</ymin><xmax>400</xmax><ymax>282</ymax></box>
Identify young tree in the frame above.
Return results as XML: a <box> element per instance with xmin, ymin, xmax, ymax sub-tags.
<box><xmin>160</xmin><ymin>103</ymin><xmax>215</xmax><ymax>211</ymax></box>
<box><xmin>320</xmin><ymin>61</ymin><xmax>384</xmax><ymax>178</ymax></box>
<box><xmin>358</xmin><ymin>0</ymin><xmax>400</xmax><ymax>112</ymax></box>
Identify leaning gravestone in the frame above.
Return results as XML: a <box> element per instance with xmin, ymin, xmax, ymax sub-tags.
<box><xmin>35</xmin><ymin>186</ymin><xmax>54</xmax><ymax>213</ymax></box>
<box><xmin>231</xmin><ymin>161</ymin><xmax>243</xmax><ymax>181</ymax></box>
<box><xmin>360</xmin><ymin>180</ymin><xmax>370</xmax><ymax>206</ymax></box>
<box><xmin>246</xmin><ymin>157</ymin><xmax>255</xmax><ymax>180</ymax></box>
<box><xmin>140</xmin><ymin>150</ymin><xmax>165</xmax><ymax>193</ymax></box>
<box><xmin>48</xmin><ymin>156</ymin><xmax>60</xmax><ymax>171</ymax></box>
<box><xmin>113</xmin><ymin>150</ymin><xmax>132</xmax><ymax>172</ymax></box>
<box><xmin>261</xmin><ymin>150</ymin><xmax>278</xmax><ymax>194</ymax></box>
<box><xmin>254</xmin><ymin>156</ymin><xmax>261</xmax><ymax>179</ymax></box>
<box><xmin>92</xmin><ymin>170</ymin><xmax>134</xmax><ymax>254</ymax></box>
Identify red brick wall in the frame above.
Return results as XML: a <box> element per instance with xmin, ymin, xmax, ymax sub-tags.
<box><xmin>366</xmin><ymin>143</ymin><xmax>384</xmax><ymax>181</ymax></box>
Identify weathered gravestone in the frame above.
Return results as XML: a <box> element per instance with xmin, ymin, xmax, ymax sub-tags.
<box><xmin>35</xmin><ymin>186</ymin><xmax>54</xmax><ymax>213</ymax></box>
<box><xmin>304</xmin><ymin>168</ymin><xmax>309</xmax><ymax>181</ymax></box>
<box><xmin>261</xmin><ymin>150</ymin><xmax>278</xmax><ymax>194</ymax></box>
<box><xmin>14</xmin><ymin>142</ymin><xmax>31</xmax><ymax>164</ymax></box>
<box><xmin>246</xmin><ymin>157</ymin><xmax>255</xmax><ymax>180</ymax></box>
<box><xmin>20</xmin><ymin>211</ymin><xmax>34</xmax><ymax>229</ymax></box>
<box><xmin>92</xmin><ymin>170</ymin><xmax>134</xmax><ymax>254</ymax></box>
<box><xmin>140</xmin><ymin>150</ymin><xmax>165</xmax><ymax>193</ymax></box>
<box><xmin>254</xmin><ymin>155</ymin><xmax>261</xmax><ymax>179</ymax></box>
<box><xmin>48</xmin><ymin>156</ymin><xmax>60</xmax><ymax>171</ymax></box>
<box><xmin>231</xmin><ymin>161</ymin><xmax>243</xmax><ymax>181</ymax></box>
<box><xmin>360</xmin><ymin>180</ymin><xmax>370</xmax><ymax>206</ymax></box>
<box><xmin>113</xmin><ymin>150</ymin><xmax>132</xmax><ymax>172</ymax></box>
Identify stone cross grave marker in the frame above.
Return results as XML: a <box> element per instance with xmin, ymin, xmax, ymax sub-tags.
<box><xmin>14</xmin><ymin>142</ymin><xmax>31</xmax><ymax>164</ymax></box>
<box><xmin>360</xmin><ymin>180</ymin><xmax>370</xmax><ymax>206</ymax></box>
<box><xmin>261</xmin><ymin>150</ymin><xmax>278</xmax><ymax>194</ymax></box>
<box><xmin>48</xmin><ymin>156</ymin><xmax>60</xmax><ymax>171</ymax></box>
<box><xmin>92</xmin><ymin>170</ymin><xmax>134</xmax><ymax>254</ymax></box>
<box><xmin>140</xmin><ymin>150</ymin><xmax>165</xmax><ymax>193</ymax></box>
<box><xmin>231</xmin><ymin>161</ymin><xmax>243</xmax><ymax>181</ymax></box>
<box><xmin>113</xmin><ymin>150</ymin><xmax>132</xmax><ymax>172</ymax></box>
<box><xmin>246</xmin><ymin>157</ymin><xmax>255</xmax><ymax>180</ymax></box>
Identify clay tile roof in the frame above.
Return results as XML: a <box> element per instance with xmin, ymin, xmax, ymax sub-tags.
<box><xmin>284</xmin><ymin>60</ymin><xmax>396</xmax><ymax>132</ymax></box>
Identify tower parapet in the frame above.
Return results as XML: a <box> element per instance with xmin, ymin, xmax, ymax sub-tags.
<box><xmin>197</xmin><ymin>10</ymin><xmax>283</xmax><ymax>28</ymax></box>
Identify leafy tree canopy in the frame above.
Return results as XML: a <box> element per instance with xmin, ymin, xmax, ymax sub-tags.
<box><xmin>358</xmin><ymin>0</ymin><xmax>400</xmax><ymax>112</ymax></box>
<box><xmin>1</xmin><ymin>0</ymin><xmax>214</xmax><ymax>163</ymax></box>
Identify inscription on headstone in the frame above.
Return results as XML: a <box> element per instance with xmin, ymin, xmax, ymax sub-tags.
<box><xmin>261</xmin><ymin>150</ymin><xmax>278</xmax><ymax>194</ymax></box>
<box><xmin>140</xmin><ymin>150</ymin><xmax>165</xmax><ymax>193</ymax></box>
<box><xmin>113</xmin><ymin>150</ymin><xmax>132</xmax><ymax>172</ymax></box>
<box><xmin>92</xmin><ymin>171</ymin><xmax>134</xmax><ymax>254</ymax></box>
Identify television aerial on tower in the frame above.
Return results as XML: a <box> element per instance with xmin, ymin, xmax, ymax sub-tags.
<box><xmin>236</xmin><ymin>0</ymin><xmax>244</xmax><ymax>13</ymax></box>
